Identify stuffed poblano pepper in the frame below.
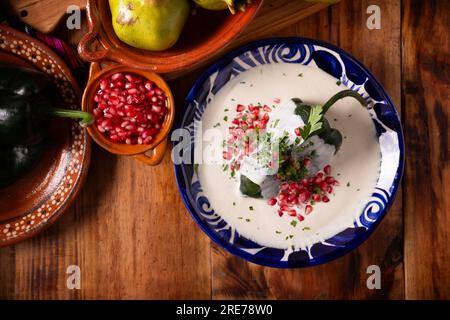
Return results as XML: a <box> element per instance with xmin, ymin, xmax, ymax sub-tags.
<box><xmin>0</xmin><ymin>143</ymin><xmax>47</xmax><ymax>188</ymax></box>
<box><xmin>239</xmin><ymin>90</ymin><xmax>367</xmax><ymax>199</ymax></box>
<box><xmin>0</xmin><ymin>64</ymin><xmax>93</xmax><ymax>188</ymax></box>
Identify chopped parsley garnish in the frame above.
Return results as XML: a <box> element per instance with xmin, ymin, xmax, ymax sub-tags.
<box><xmin>336</xmin><ymin>80</ymin><xmax>342</xmax><ymax>85</ymax></box>
<box><xmin>213</xmin><ymin>122</ymin><xmax>221</xmax><ymax>128</ymax></box>
<box><xmin>222</xmin><ymin>164</ymin><xmax>229</xmax><ymax>171</ymax></box>
<box><xmin>290</xmin><ymin>220</ymin><xmax>298</xmax><ymax>227</ymax></box>
<box><xmin>223</xmin><ymin>116</ymin><xmax>228</xmax><ymax>122</ymax></box>
<box><xmin>298</xmin><ymin>73</ymin><xmax>303</xmax><ymax>77</ymax></box>
<box><xmin>249</xmin><ymin>206</ymin><xmax>254</xmax><ymax>211</ymax></box>
<box><xmin>224</xmin><ymin>108</ymin><xmax>229</xmax><ymax>112</ymax></box>
<box><xmin>347</xmin><ymin>182</ymin><xmax>351</xmax><ymax>187</ymax></box>
<box><xmin>275</xmin><ymin>231</ymin><xmax>282</xmax><ymax>234</ymax></box>
<box><xmin>233</xmin><ymin>202</ymin><xmax>236</xmax><ymax>206</ymax></box>
<box><xmin>302</xmin><ymin>227</ymin><xmax>311</xmax><ymax>231</ymax></box>
<box><xmin>272</xmin><ymin>119</ymin><xmax>280</xmax><ymax>128</ymax></box>
<box><xmin>245</xmin><ymin>218</ymin><xmax>251</xmax><ymax>222</ymax></box>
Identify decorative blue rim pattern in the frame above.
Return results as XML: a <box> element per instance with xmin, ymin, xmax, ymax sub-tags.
<box><xmin>173</xmin><ymin>38</ymin><xmax>404</xmax><ymax>268</ymax></box>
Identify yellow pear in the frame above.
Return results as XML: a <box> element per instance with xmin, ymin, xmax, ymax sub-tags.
<box><xmin>109</xmin><ymin>0</ymin><xmax>190</xmax><ymax>51</ymax></box>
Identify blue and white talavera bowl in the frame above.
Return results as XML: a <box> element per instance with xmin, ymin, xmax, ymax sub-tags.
<box><xmin>173</xmin><ymin>38</ymin><xmax>404</xmax><ymax>268</ymax></box>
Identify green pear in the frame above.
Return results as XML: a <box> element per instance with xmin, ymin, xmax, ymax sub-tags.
<box><xmin>109</xmin><ymin>0</ymin><xmax>190</xmax><ymax>51</ymax></box>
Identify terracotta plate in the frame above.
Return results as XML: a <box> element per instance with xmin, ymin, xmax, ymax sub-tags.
<box><xmin>0</xmin><ymin>24</ymin><xmax>91</xmax><ymax>247</ymax></box>
<box><xmin>78</xmin><ymin>0</ymin><xmax>263</xmax><ymax>76</ymax></box>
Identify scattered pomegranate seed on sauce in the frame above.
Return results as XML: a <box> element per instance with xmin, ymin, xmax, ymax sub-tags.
<box><xmin>273</xmin><ymin>165</ymin><xmax>339</xmax><ymax>219</ymax></box>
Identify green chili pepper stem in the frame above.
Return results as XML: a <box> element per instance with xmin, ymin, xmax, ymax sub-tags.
<box><xmin>322</xmin><ymin>90</ymin><xmax>367</xmax><ymax>114</ymax></box>
<box><xmin>44</xmin><ymin>108</ymin><xmax>94</xmax><ymax>127</ymax></box>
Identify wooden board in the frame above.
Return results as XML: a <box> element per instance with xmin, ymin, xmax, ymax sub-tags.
<box><xmin>7</xmin><ymin>0</ymin><xmax>86</xmax><ymax>34</ymax></box>
<box><xmin>0</xmin><ymin>0</ymin><xmax>449</xmax><ymax>300</ymax></box>
<box><xmin>402</xmin><ymin>0</ymin><xmax>450</xmax><ymax>299</ymax></box>
<box><xmin>7</xmin><ymin>0</ymin><xmax>330</xmax><ymax>35</ymax></box>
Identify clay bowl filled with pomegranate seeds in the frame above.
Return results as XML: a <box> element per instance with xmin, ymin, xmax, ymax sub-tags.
<box><xmin>82</xmin><ymin>64</ymin><xmax>174</xmax><ymax>165</ymax></box>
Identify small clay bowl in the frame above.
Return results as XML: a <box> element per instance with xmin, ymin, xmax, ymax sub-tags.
<box><xmin>82</xmin><ymin>64</ymin><xmax>174</xmax><ymax>165</ymax></box>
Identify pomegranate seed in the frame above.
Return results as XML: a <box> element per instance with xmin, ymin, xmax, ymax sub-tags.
<box><xmin>320</xmin><ymin>181</ymin><xmax>328</xmax><ymax>192</ymax></box>
<box><xmin>263</xmin><ymin>105</ymin><xmax>272</xmax><ymax>112</ymax></box>
<box><xmin>297</xmin><ymin>215</ymin><xmax>305</xmax><ymax>222</ymax></box>
<box><xmin>312</xmin><ymin>194</ymin><xmax>321</xmax><ymax>202</ymax></box>
<box><xmin>324</xmin><ymin>165</ymin><xmax>331</xmax><ymax>175</ymax></box>
<box><xmin>111</xmin><ymin>72</ymin><xmax>124</xmax><ymax>81</ymax></box>
<box><xmin>325</xmin><ymin>176</ymin><xmax>335</xmax><ymax>184</ymax></box>
<box><xmin>305</xmin><ymin>205</ymin><xmax>313</xmax><ymax>215</ymax></box>
<box><xmin>267</xmin><ymin>198</ymin><xmax>277</xmax><ymax>206</ymax></box>
<box><xmin>303</xmin><ymin>158</ymin><xmax>311</xmax><ymax>167</ymax></box>
<box><xmin>144</xmin><ymin>136</ymin><xmax>153</xmax><ymax>144</ymax></box>
<box><xmin>295</xmin><ymin>127</ymin><xmax>302</xmax><ymax>136</ymax></box>
<box><xmin>278</xmin><ymin>210</ymin><xmax>283</xmax><ymax>217</ymax></box>
<box><xmin>288</xmin><ymin>210</ymin><xmax>297</xmax><ymax>217</ymax></box>
<box><xmin>327</xmin><ymin>186</ymin><xmax>333</xmax><ymax>194</ymax></box>
<box><xmin>301</xmin><ymin>178</ymin><xmax>309</xmax><ymax>187</ymax></box>
<box><xmin>223</xmin><ymin>151</ymin><xmax>232</xmax><ymax>160</ymax></box>
<box><xmin>99</xmin><ymin>79</ymin><xmax>109</xmax><ymax>90</ymax></box>
<box><xmin>289</xmin><ymin>182</ymin><xmax>299</xmax><ymax>191</ymax></box>
<box><xmin>298</xmin><ymin>190</ymin><xmax>311</xmax><ymax>203</ymax></box>
<box><xmin>288</xmin><ymin>194</ymin><xmax>298</xmax><ymax>204</ymax></box>
<box><xmin>144</xmin><ymin>81</ymin><xmax>153</xmax><ymax>91</ymax></box>
<box><xmin>236</xmin><ymin>104</ymin><xmax>245</xmax><ymax>112</ymax></box>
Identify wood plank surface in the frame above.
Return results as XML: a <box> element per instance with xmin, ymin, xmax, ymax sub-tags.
<box><xmin>0</xmin><ymin>0</ymin><xmax>449</xmax><ymax>300</ymax></box>
<box><xmin>402</xmin><ymin>0</ymin><xmax>450</xmax><ymax>299</ymax></box>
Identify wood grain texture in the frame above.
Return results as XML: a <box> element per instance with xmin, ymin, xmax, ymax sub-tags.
<box><xmin>209</xmin><ymin>0</ymin><xmax>404</xmax><ymax>300</ymax></box>
<box><xmin>402</xmin><ymin>0</ymin><xmax>450</xmax><ymax>300</ymax></box>
<box><xmin>0</xmin><ymin>0</ymin><xmax>449</xmax><ymax>300</ymax></box>
<box><xmin>7</xmin><ymin>0</ymin><xmax>86</xmax><ymax>34</ymax></box>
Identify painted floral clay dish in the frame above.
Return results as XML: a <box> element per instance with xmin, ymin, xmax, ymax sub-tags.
<box><xmin>0</xmin><ymin>25</ymin><xmax>91</xmax><ymax>247</ymax></box>
<box><xmin>174</xmin><ymin>38</ymin><xmax>404</xmax><ymax>268</ymax></box>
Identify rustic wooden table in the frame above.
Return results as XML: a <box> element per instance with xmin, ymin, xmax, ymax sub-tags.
<box><xmin>0</xmin><ymin>0</ymin><xmax>449</xmax><ymax>300</ymax></box>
